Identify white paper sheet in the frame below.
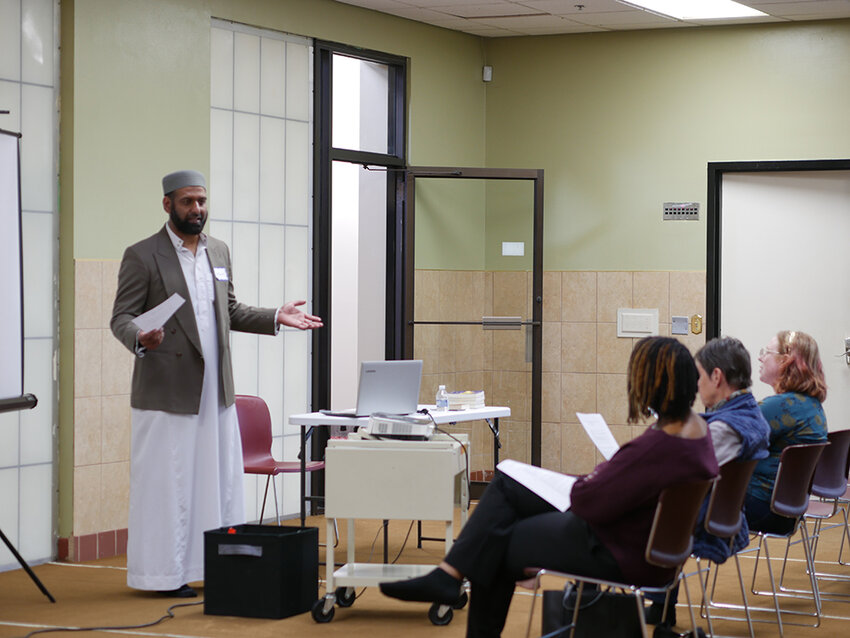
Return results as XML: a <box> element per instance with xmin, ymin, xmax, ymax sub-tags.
<box><xmin>131</xmin><ymin>293</ymin><xmax>185</xmax><ymax>332</ymax></box>
<box><xmin>576</xmin><ymin>412</ymin><xmax>620</xmax><ymax>460</ymax></box>
<box><xmin>496</xmin><ymin>459</ymin><xmax>577</xmax><ymax>512</ymax></box>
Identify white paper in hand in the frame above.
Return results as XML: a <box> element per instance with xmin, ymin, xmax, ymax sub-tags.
<box><xmin>576</xmin><ymin>412</ymin><xmax>620</xmax><ymax>460</ymax></box>
<box><xmin>496</xmin><ymin>459</ymin><xmax>577</xmax><ymax>512</ymax></box>
<box><xmin>131</xmin><ymin>293</ymin><xmax>185</xmax><ymax>332</ymax></box>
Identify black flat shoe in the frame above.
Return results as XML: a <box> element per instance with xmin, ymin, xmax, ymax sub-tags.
<box><xmin>159</xmin><ymin>584</ymin><xmax>197</xmax><ymax>598</ymax></box>
<box><xmin>379</xmin><ymin>569</ymin><xmax>461</xmax><ymax>605</ymax></box>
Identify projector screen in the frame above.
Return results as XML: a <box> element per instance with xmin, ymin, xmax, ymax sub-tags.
<box><xmin>0</xmin><ymin>129</ymin><xmax>24</xmax><ymax>403</ymax></box>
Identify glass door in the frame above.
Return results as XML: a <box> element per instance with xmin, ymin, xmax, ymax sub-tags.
<box><xmin>403</xmin><ymin>168</ymin><xmax>544</xmax><ymax>488</ymax></box>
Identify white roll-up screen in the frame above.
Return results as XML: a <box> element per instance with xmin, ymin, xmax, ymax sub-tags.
<box><xmin>0</xmin><ymin>130</ymin><xmax>23</xmax><ymax>402</ymax></box>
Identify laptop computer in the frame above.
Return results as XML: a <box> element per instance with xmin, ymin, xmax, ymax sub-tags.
<box><xmin>320</xmin><ymin>360</ymin><xmax>423</xmax><ymax>417</ymax></box>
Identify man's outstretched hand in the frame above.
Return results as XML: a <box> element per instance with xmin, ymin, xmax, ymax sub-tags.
<box><xmin>277</xmin><ymin>301</ymin><xmax>323</xmax><ymax>330</ymax></box>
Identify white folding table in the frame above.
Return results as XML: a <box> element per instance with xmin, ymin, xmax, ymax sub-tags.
<box><xmin>289</xmin><ymin>405</ymin><xmax>510</xmax><ymax>624</ymax></box>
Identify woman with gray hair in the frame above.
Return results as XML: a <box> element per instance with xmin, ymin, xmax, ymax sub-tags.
<box><xmin>646</xmin><ymin>336</ymin><xmax>770</xmax><ymax>626</ymax></box>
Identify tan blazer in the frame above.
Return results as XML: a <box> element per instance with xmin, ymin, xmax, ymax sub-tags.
<box><xmin>111</xmin><ymin>226</ymin><xmax>277</xmax><ymax>414</ymax></box>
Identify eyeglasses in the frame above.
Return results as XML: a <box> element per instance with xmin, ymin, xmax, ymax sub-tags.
<box><xmin>759</xmin><ymin>348</ymin><xmax>783</xmax><ymax>358</ymax></box>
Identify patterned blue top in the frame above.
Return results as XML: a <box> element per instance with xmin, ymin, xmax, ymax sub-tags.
<box><xmin>746</xmin><ymin>392</ymin><xmax>828</xmax><ymax>504</ymax></box>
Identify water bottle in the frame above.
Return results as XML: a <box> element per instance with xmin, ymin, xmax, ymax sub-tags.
<box><xmin>436</xmin><ymin>385</ymin><xmax>449</xmax><ymax>411</ymax></box>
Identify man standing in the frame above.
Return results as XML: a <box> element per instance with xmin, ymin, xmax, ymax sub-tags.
<box><xmin>111</xmin><ymin>170</ymin><xmax>322</xmax><ymax>597</ymax></box>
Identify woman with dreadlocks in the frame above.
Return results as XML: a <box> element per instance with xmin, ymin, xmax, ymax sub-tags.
<box><xmin>380</xmin><ymin>336</ymin><xmax>719</xmax><ymax>638</ymax></box>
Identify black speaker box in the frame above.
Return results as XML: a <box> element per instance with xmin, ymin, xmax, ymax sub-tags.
<box><xmin>204</xmin><ymin>524</ymin><xmax>318</xmax><ymax>619</ymax></box>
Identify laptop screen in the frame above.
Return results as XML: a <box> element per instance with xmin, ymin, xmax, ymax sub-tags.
<box><xmin>354</xmin><ymin>360</ymin><xmax>423</xmax><ymax>416</ymax></box>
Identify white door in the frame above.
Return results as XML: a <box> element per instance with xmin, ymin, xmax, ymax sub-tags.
<box><xmin>719</xmin><ymin>168</ymin><xmax>850</xmax><ymax>430</ymax></box>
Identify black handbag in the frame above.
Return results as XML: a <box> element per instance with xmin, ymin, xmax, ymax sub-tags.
<box><xmin>541</xmin><ymin>584</ymin><xmax>642</xmax><ymax>638</ymax></box>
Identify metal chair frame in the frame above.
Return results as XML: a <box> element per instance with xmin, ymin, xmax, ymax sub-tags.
<box><xmin>696</xmin><ymin>458</ymin><xmax>759</xmax><ymax>638</ymax></box>
<box><xmin>524</xmin><ymin>478</ymin><xmax>714</xmax><ymax>638</ymax></box>
<box><xmin>777</xmin><ymin>429</ymin><xmax>850</xmax><ymax>601</ymax></box>
<box><xmin>706</xmin><ymin>441</ymin><xmax>828</xmax><ymax>638</ymax></box>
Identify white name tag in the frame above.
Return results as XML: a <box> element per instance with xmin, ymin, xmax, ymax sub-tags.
<box><xmin>213</xmin><ymin>267</ymin><xmax>229</xmax><ymax>281</ymax></box>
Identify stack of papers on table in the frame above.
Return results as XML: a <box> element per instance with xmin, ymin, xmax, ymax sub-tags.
<box><xmin>448</xmin><ymin>390</ymin><xmax>485</xmax><ymax>410</ymax></box>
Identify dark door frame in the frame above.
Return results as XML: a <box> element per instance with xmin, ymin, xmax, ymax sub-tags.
<box><xmin>402</xmin><ymin>166</ymin><xmax>545</xmax><ymax>466</ymax></box>
<box><xmin>706</xmin><ymin>158</ymin><xmax>850</xmax><ymax>339</ymax></box>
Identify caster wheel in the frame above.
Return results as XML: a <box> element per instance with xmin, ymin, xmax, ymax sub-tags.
<box><xmin>311</xmin><ymin>598</ymin><xmax>335</xmax><ymax>623</ymax></box>
<box><xmin>428</xmin><ymin>602</ymin><xmax>453</xmax><ymax>626</ymax></box>
<box><xmin>452</xmin><ymin>591</ymin><xmax>468</xmax><ymax>609</ymax></box>
<box><xmin>335</xmin><ymin>586</ymin><xmax>356</xmax><ymax>607</ymax></box>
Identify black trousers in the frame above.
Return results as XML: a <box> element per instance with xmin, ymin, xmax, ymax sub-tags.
<box><xmin>445</xmin><ymin>470</ymin><xmax>623</xmax><ymax>638</ymax></box>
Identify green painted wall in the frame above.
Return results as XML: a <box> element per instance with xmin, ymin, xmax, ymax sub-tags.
<box><xmin>59</xmin><ymin>1</ymin><xmax>850</xmax><ymax>533</ymax></box>
<box><xmin>60</xmin><ymin>0</ymin><xmax>487</xmax><ymax>537</ymax></box>
<box><xmin>68</xmin><ymin>0</ymin><xmax>488</xmax><ymax>260</ymax></box>
<box><xmin>482</xmin><ymin>20</ymin><xmax>850</xmax><ymax>271</ymax></box>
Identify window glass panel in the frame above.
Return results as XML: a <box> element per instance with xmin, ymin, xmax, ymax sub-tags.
<box><xmin>21</xmin><ymin>0</ymin><xmax>53</xmax><ymax>86</ymax></box>
<box><xmin>284</xmin><ymin>225</ymin><xmax>310</xmax><ymax>301</ymax></box>
<box><xmin>233</xmin><ymin>32</ymin><xmax>260</xmax><ymax>113</ymax></box>
<box><xmin>260</xmin><ymin>37</ymin><xmax>285</xmax><ymax>117</ymax></box>
<box><xmin>232</xmin><ymin>112</ymin><xmax>260</xmax><ymax>222</ymax></box>
<box><xmin>232</xmin><ymin>221</ymin><xmax>260</xmax><ymax>301</ymax></box>
<box><xmin>19</xmin><ymin>464</ymin><xmax>52</xmax><ymax>557</ymax></box>
<box><xmin>211</xmin><ymin>21</ymin><xmax>312</xmax><ymax>523</ymax></box>
<box><xmin>259</xmin><ymin>117</ymin><xmax>286</xmax><ymax>223</ymax></box>
<box><xmin>2</xmin><ymin>0</ymin><xmax>57</xmax><ymax>571</ymax></box>
<box><xmin>210</xmin><ymin>109</ymin><xmax>234</xmax><ymax>220</ymax></box>
<box><xmin>332</xmin><ymin>53</ymin><xmax>389</xmax><ymax>154</ymax></box>
<box><xmin>0</xmin><ymin>413</ymin><xmax>18</xmax><ymax>467</ymax></box>
<box><xmin>0</xmin><ymin>82</ymin><xmax>21</xmax><ymax>131</ymax></box>
<box><xmin>20</xmin><ymin>338</ymin><xmax>53</xmax><ymax>465</ymax></box>
<box><xmin>0</xmin><ymin>468</ymin><xmax>19</xmax><ymax>567</ymax></box>
<box><xmin>282</xmin><ymin>329</ymin><xmax>311</xmax><ymax>428</ymax></box>
<box><xmin>20</xmin><ymin>84</ymin><xmax>53</xmax><ymax>212</ymax></box>
<box><xmin>0</xmin><ymin>0</ymin><xmax>21</xmax><ymax>80</ymax></box>
<box><xmin>284</xmin><ymin>120</ymin><xmax>310</xmax><ymax>225</ymax></box>
<box><xmin>285</xmin><ymin>42</ymin><xmax>310</xmax><ymax>121</ymax></box>
<box><xmin>210</xmin><ymin>27</ymin><xmax>234</xmax><ymax>109</ymax></box>
<box><xmin>22</xmin><ymin>211</ymin><xmax>53</xmax><ymax>336</ymax></box>
<box><xmin>329</xmin><ymin>161</ymin><xmax>387</xmax><ymax>408</ymax></box>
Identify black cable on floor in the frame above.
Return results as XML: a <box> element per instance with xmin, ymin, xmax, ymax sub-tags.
<box><xmin>18</xmin><ymin>599</ymin><xmax>203</xmax><ymax>638</ymax></box>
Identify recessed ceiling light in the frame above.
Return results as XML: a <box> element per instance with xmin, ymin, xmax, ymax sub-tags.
<box><xmin>617</xmin><ymin>0</ymin><xmax>767</xmax><ymax>20</ymax></box>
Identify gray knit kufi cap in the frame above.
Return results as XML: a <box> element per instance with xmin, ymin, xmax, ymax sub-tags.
<box><xmin>162</xmin><ymin>169</ymin><xmax>206</xmax><ymax>195</ymax></box>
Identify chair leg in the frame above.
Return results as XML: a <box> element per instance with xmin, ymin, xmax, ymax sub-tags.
<box><xmin>681</xmin><ymin>564</ymin><xmax>708</xmax><ymax>638</ymax></box>
<box><xmin>693</xmin><ymin>558</ymin><xmax>715</xmax><ymax>638</ymax></box>
<box><xmin>838</xmin><ymin>503</ymin><xmax>850</xmax><ymax>565</ymax></box>
<box><xmin>260</xmin><ymin>475</ymin><xmax>270</xmax><ymax>523</ymax></box>
<box><xmin>271</xmin><ymin>473</ymin><xmax>281</xmax><ymax>525</ymax></box>
<box><xmin>258</xmin><ymin>475</ymin><xmax>281</xmax><ymax>525</ymax></box>
<box><xmin>759</xmin><ymin>536</ymin><xmax>786</xmax><ymax>638</ymax></box>
<box><xmin>732</xmin><ymin>552</ymin><xmax>755</xmax><ymax>638</ymax></box>
<box><xmin>702</xmin><ymin>549</ymin><xmax>755</xmax><ymax>638</ymax></box>
<box><xmin>799</xmin><ymin>523</ymin><xmax>822</xmax><ymax>621</ymax></box>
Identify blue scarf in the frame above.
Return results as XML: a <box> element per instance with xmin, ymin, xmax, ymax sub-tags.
<box><xmin>703</xmin><ymin>391</ymin><xmax>770</xmax><ymax>462</ymax></box>
<box><xmin>693</xmin><ymin>391</ymin><xmax>770</xmax><ymax>564</ymax></box>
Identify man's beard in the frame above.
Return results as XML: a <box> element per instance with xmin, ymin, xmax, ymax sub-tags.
<box><xmin>170</xmin><ymin>208</ymin><xmax>206</xmax><ymax>235</ymax></box>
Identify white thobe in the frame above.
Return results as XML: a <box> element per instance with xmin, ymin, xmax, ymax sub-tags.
<box><xmin>127</xmin><ymin>227</ymin><xmax>245</xmax><ymax>591</ymax></box>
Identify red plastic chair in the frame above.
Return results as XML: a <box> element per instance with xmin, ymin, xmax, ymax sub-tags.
<box><xmin>235</xmin><ymin>394</ymin><xmax>325</xmax><ymax>525</ymax></box>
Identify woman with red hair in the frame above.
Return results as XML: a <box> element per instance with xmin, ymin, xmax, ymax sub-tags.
<box><xmin>746</xmin><ymin>330</ymin><xmax>828</xmax><ymax>534</ymax></box>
